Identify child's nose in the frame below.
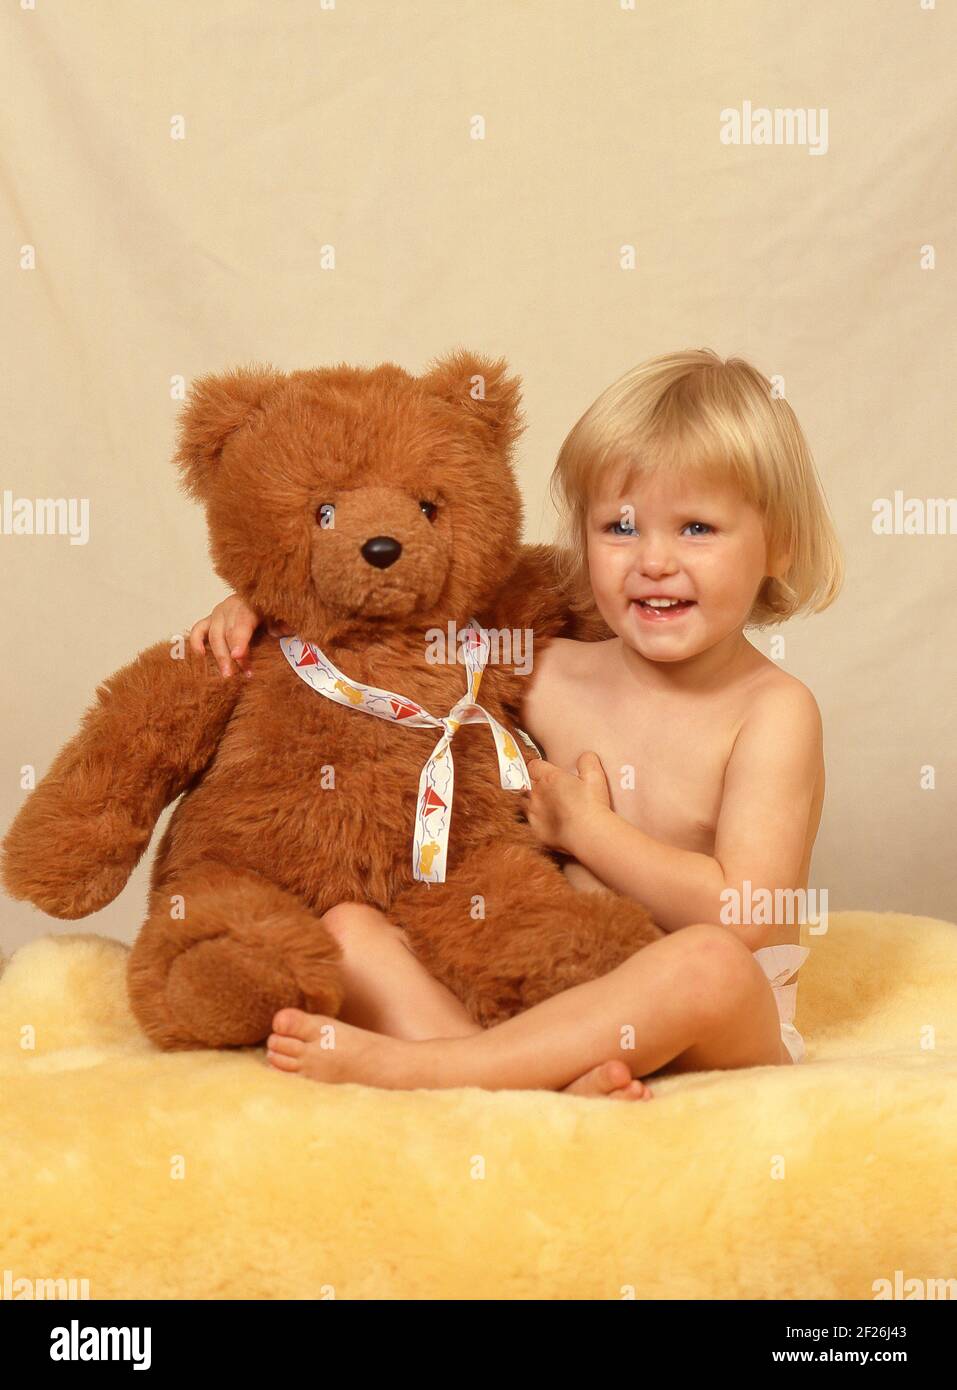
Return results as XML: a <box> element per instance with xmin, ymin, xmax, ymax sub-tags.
<box><xmin>637</xmin><ymin>544</ymin><xmax>678</xmax><ymax>576</ymax></box>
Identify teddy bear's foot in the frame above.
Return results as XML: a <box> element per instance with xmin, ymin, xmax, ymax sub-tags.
<box><xmin>165</xmin><ymin>935</ymin><xmax>338</xmax><ymax>1048</ymax></box>
<box><xmin>127</xmin><ymin>863</ymin><xmax>344</xmax><ymax>1050</ymax></box>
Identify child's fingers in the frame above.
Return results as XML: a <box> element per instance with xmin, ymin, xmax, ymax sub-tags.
<box><xmin>226</xmin><ymin>614</ymin><xmax>258</xmax><ymax>656</ymax></box>
<box><xmin>187</xmin><ymin>617</ymin><xmax>212</xmax><ymax>657</ymax></box>
<box><xmin>226</xmin><ymin>617</ymin><xmax>258</xmax><ymax>675</ymax></box>
<box><xmin>186</xmin><ymin>597</ymin><xmax>260</xmax><ymax>675</ymax></box>
<box><xmin>207</xmin><ymin>613</ymin><xmax>237</xmax><ymax>677</ymax></box>
<box><xmin>527</xmin><ymin>758</ymin><xmax>554</xmax><ymax>781</ymax></box>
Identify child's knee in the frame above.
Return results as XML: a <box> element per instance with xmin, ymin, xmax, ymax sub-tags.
<box><xmin>678</xmin><ymin>923</ymin><xmax>770</xmax><ymax>1017</ymax></box>
<box><xmin>321</xmin><ymin>902</ymin><xmax>401</xmax><ymax>949</ymax></box>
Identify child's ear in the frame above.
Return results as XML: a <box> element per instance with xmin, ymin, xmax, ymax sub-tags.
<box><xmin>767</xmin><ymin>543</ymin><xmax>793</xmax><ymax>580</ymax></box>
<box><xmin>175</xmin><ymin>364</ymin><xmax>285</xmax><ymax>501</ymax></box>
<box><xmin>421</xmin><ymin>348</ymin><xmax>526</xmax><ymax>453</ymax></box>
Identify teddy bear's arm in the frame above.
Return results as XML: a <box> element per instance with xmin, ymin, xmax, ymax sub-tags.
<box><xmin>0</xmin><ymin>638</ymin><xmax>244</xmax><ymax>920</ymax></box>
<box><xmin>492</xmin><ymin>542</ymin><xmax>615</xmax><ymax>643</ymax></box>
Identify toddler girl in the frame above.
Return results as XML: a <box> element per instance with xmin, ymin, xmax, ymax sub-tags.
<box><xmin>189</xmin><ymin>349</ymin><xmax>843</xmax><ymax>1098</ymax></box>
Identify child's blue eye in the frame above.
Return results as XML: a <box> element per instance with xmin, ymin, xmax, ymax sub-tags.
<box><xmin>605</xmin><ymin>520</ymin><xmax>713</xmax><ymax>537</ymax></box>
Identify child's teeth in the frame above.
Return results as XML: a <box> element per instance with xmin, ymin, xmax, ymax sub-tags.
<box><xmin>645</xmin><ymin>598</ymin><xmax>680</xmax><ymax>607</ymax></box>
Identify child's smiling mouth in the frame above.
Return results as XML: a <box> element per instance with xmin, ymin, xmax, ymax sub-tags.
<box><xmin>631</xmin><ymin>598</ymin><xmax>697</xmax><ymax>622</ymax></box>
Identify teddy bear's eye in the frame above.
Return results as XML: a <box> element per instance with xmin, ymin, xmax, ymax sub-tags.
<box><xmin>419</xmin><ymin>500</ymin><xmax>438</xmax><ymax>522</ymax></box>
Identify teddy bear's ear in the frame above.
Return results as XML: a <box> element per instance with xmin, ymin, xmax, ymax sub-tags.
<box><xmin>421</xmin><ymin>349</ymin><xmax>525</xmax><ymax>453</ymax></box>
<box><xmin>174</xmin><ymin>364</ymin><xmax>285</xmax><ymax>500</ymax></box>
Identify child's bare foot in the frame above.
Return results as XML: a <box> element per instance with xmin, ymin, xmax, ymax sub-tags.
<box><xmin>562</xmin><ymin>1061</ymin><xmax>653</xmax><ymax>1101</ymax></box>
<box><xmin>267</xmin><ymin>1008</ymin><xmax>435</xmax><ymax>1088</ymax></box>
<box><xmin>267</xmin><ymin>1008</ymin><xmax>653</xmax><ymax>1098</ymax></box>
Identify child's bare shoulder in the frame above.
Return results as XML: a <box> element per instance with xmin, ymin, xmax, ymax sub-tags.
<box><xmin>752</xmin><ymin>658</ymin><xmax>821</xmax><ymax>712</ymax></box>
<box><xmin>521</xmin><ymin>636</ymin><xmax>607</xmax><ymax>746</ymax></box>
<box><xmin>526</xmin><ymin>634</ymin><xmax>573</xmax><ymax>704</ymax></box>
<box><xmin>535</xmin><ymin>635</ymin><xmax>610</xmax><ymax>679</ymax></box>
<box><xmin>739</xmin><ymin>658</ymin><xmax>823</xmax><ymax>752</ymax></box>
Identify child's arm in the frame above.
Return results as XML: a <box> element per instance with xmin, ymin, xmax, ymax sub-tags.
<box><xmin>526</xmin><ymin>685</ymin><xmax>824</xmax><ymax>948</ymax></box>
<box><xmin>193</xmin><ymin>541</ymin><xmax>613</xmax><ymax>680</ymax></box>
<box><xmin>188</xmin><ymin>595</ymin><xmax>290</xmax><ymax>677</ymax></box>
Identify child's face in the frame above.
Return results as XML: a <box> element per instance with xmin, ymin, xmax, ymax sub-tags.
<box><xmin>585</xmin><ymin>470</ymin><xmax>774</xmax><ymax>663</ymax></box>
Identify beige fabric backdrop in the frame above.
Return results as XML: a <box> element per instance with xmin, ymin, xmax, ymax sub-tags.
<box><xmin>2</xmin><ymin>0</ymin><xmax>955</xmax><ymax>954</ymax></box>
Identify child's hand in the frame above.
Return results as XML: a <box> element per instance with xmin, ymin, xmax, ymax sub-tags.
<box><xmin>519</xmin><ymin>751</ymin><xmax>613</xmax><ymax>854</ymax></box>
<box><xmin>187</xmin><ymin>593</ymin><xmax>292</xmax><ymax>677</ymax></box>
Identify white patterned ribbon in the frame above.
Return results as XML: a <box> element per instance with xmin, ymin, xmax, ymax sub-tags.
<box><xmin>279</xmin><ymin>619</ymin><xmax>531</xmax><ymax>884</ymax></box>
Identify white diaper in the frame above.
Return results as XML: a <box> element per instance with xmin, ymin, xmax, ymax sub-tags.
<box><xmin>752</xmin><ymin>944</ymin><xmax>811</xmax><ymax>1064</ymax></box>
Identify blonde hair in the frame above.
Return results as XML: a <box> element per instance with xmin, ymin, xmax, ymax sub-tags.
<box><xmin>548</xmin><ymin>349</ymin><xmax>844</xmax><ymax>629</ymax></box>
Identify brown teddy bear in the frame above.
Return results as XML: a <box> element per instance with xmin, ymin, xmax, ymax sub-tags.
<box><xmin>1</xmin><ymin>349</ymin><xmax>662</xmax><ymax>1050</ymax></box>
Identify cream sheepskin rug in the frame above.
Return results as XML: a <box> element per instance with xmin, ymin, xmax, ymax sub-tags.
<box><xmin>1</xmin><ymin>910</ymin><xmax>955</xmax><ymax>1300</ymax></box>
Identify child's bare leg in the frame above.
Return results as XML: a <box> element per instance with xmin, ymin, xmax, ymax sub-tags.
<box><xmin>321</xmin><ymin>903</ymin><xmax>480</xmax><ymax>1042</ymax></box>
<box><xmin>268</xmin><ymin>923</ymin><xmax>785</xmax><ymax>1091</ymax></box>
<box><xmin>269</xmin><ymin>902</ymin><xmax>651</xmax><ymax>1098</ymax></box>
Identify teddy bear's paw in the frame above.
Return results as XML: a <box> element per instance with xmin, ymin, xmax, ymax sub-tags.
<box><xmin>276</xmin><ymin>926</ymin><xmax>347</xmax><ymax>1018</ymax></box>
<box><xmin>163</xmin><ymin>934</ymin><xmax>343</xmax><ymax>1049</ymax></box>
<box><xmin>1</xmin><ymin>797</ymin><xmax>147</xmax><ymax>920</ymax></box>
<box><xmin>2</xmin><ymin>839</ymin><xmax>138</xmax><ymax>920</ymax></box>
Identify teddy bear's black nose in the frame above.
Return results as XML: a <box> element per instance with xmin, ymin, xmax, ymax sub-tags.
<box><xmin>360</xmin><ymin>535</ymin><xmax>403</xmax><ymax>569</ymax></box>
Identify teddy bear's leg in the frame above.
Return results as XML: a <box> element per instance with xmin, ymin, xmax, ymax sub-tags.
<box><xmin>388</xmin><ymin>839</ymin><xmax>664</xmax><ymax>1029</ymax></box>
<box><xmin>127</xmin><ymin>862</ymin><xmax>344</xmax><ymax>1050</ymax></box>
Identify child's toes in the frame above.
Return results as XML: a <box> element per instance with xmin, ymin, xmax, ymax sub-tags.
<box><xmin>564</xmin><ymin>1059</ymin><xmax>634</xmax><ymax>1097</ymax></box>
<box><xmin>272</xmin><ymin>1008</ymin><xmax>303</xmax><ymax>1034</ymax></box>
<box><xmin>267</xmin><ymin>1033</ymin><xmax>304</xmax><ymax>1057</ymax></box>
<box><xmin>266</xmin><ymin>1049</ymin><xmax>301</xmax><ymax>1073</ymax></box>
<box><xmin>610</xmin><ymin>1078</ymin><xmax>647</xmax><ymax>1101</ymax></box>
<box><xmin>271</xmin><ymin>1007</ymin><xmax>329</xmax><ymax>1040</ymax></box>
<box><xmin>601</xmin><ymin>1060</ymin><xmax>637</xmax><ymax>1093</ymax></box>
<box><xmin>609</xmin><ymin>1077</ymin><xmax>653</xmax><ymax>1101</ymax></box>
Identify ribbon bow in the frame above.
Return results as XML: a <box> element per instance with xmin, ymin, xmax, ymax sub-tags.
<box><xmin>279</xmin><ymin>619</ymin><xmax>532</xmax><ymax>884</ymax></box>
